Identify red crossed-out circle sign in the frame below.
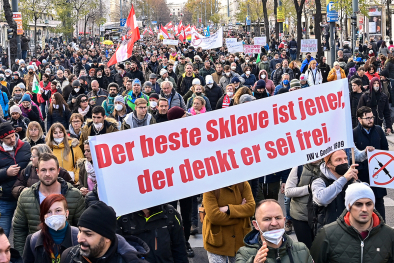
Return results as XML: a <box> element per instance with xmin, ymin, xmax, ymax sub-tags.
<box><xmin>368</xmin><ymin>152</ymin><xmax>394</xmax><ymax>185</ymax></box>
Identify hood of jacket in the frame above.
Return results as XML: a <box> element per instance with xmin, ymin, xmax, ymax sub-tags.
<box><xmin>258</xmin><ymin>70</ymin><xmax>268</xmax><ymax>81</ymax></box>
<box><xmin>319</xmin><ymin>161</ymin><xmax>341</xmax><ymax>181</ymax></box>
<box><xmin>369</xmin><ymin>76</ymin><xmax>381</xmax><ymax>93</ymax></box>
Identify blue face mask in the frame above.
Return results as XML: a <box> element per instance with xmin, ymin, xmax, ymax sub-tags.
<box><xmin>283</xmin><ymin>80</ymin><xmax>289</xmax><ymax>85</ymax></box>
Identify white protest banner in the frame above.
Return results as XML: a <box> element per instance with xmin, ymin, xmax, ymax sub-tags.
<box><xmin>225</xmin><ymin>38</ymin><xmax>237</xmax><ymax>44</ymax></box>
<box><xmin>227</xmin><ymin>42</ymin><xmax>244</xmax><ymax>53</ymax></box>
<box><xmin>191</xmin><ymin>27</ymin><xmax>223</xmax><ymax>49</ymax></box>
<box><xmin>368</xmin><ymin>150</ymin><xmax>394</xmax><ymax>189</ymax></box>
<box><xmin>254</xmin><ymin>37</ymin><xmax>266</xmax><ymax>46</ymax></box>
<box><xmin>301</xmin><ymin>39</ymin><xmax>318</xmax><ymax>52</ymax></box>
<box><xmin>244</xmin><ymin>45</ymin><xmax>261</xmax><ymax>54</ymax></box>
<box><xmin>163</xmin><ymin>39</ymin><xmax>178</xmax><ymax>45</ymax></box>
<box><xmin>89</xmin><ymin>79</ymin><xmax>353</xmax><ymax>216</ymax></box>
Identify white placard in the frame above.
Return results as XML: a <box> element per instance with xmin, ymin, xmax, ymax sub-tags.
<box><xmin>254</xmin><ymin>37</ymin><xmax>267</xmax><ymax>46</ymax></box>
<box><xmin>300</xmin><ymin>39</ymin><xmax>318</xmax><ymax>52</ymax></box>
<box><xmin>163</xmin><ymin>39</ymin><xmax>178</xmax><ymax>45</ymax></box>
<box><xmin>368</xmin><ymin>150</ymin><xmax>394</xmax><ymax>189</ymax></box>
<box><xmin>227</xmin><ymin>42</ymin><xmax>244</xmax><ymax>53</ymax></box>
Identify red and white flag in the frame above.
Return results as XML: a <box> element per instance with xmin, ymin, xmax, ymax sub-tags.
<box><xmin>108</xmin><ymin>5</ymin><xmax>140</xmax><ymax>66</ymax></box>
<box><xmin>164</xmin><ymin>22</ymin><xmax>173</xmax><ymax>29</ymax></box>
<box><xmin>160</xmin><ymin>25</ymin><xmax>170</xmax><ymax>39</ymax></box>
<box><xmin>178</xmin><ymin>26</ymin><xmax>186</xmax><ymax>43</ymax></box>
<box><xmin>177</xmin><ymin>20</ymin><xmax>183</xmax><ymax>34</ymax></box>
<box><xmin>149</xmin><ymin>26</ymin><xmax>154</xmax><ymax>35</ymax></box>
<box><xmin>142</xmin><ymin>28</ymin><xmax>148</xmax><ymax>34</ymax></box>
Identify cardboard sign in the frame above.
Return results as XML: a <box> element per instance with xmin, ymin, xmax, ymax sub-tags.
<box><xmin>300</xmin><ymin>39</ymin><xmax>318</xmax><ymax>52</ymax></box>
<box><xmin>254</xmin><ymin>37</ymin><xmax>267</xmax><ymax>46</ymax></box>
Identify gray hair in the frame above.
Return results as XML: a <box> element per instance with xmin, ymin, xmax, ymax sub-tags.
<box><xmin>160</xmin><ymin>81</ymin><xmax>173</xmax><ymax>89</ymax></box>
<box><xmin>31</xmin><ymin>144</ymin><xmax>52</xmax><ymax>157</ymax></box>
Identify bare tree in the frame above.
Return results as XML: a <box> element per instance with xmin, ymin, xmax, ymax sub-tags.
<box><xmin>2</xmin><ymin>0</ymin><xmax>18</xmax><ymax>57</ymax></box>
<box><xmin>293</xmin><ymin>0</ymin><xmax>307</xmax><ymax>58</ymax></box>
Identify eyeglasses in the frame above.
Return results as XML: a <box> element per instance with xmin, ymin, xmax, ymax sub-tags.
<box><xmin>14</xmin><ymin>90</ymin><xmax>21</xmax><ymax>92</ymax></box>
<box><xmin>361</xmin><ymin>116</ymin><xmax>375</xmax><ymax>121</ymax></box>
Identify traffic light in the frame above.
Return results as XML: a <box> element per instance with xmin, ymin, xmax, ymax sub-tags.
<box><xmin>7</xmin><ymin>28</ymin><xmax>14</xmax><ymax>40</ymax></box>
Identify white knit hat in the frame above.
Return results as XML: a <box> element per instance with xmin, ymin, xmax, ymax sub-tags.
<box><xmin>192</xmin><ymin>78</ymin><xmax>201</xmax><ymax>85</ymax></box>
<box><xmin>345</xmin><ymin>183</ymin><xmax>375</xmax><ymax>210</ymax></box>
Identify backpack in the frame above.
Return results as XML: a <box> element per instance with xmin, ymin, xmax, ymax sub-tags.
<box><xmin>29</xmin><ymin>226</ymin><xmax>79</xmax><ymax>258</ymax></box>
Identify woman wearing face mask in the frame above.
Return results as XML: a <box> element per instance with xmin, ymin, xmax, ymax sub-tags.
<box><xmin>188</xmin><ymin>96</ymin><xmax>206</xmax><ymax>115</ymax></box>
<box><xmin>186</xmin><ymin>84</ymin><xmax>212</xmax><ymax>111</ymax></box>
<box><xmin>47</xmin><ymin>93</ymin><xmax>71</xmax><ymax>131</ymax></box>
<box><xmin>67</xmin><ymin>80</ymin><xmax>87</xmax><ymax>110</ymax></box>
<box><xmin>8</xmin><ymin>85</ymin><xmax>24</xmax><ymax>110</ymax></box>
<box><xmin>72</xmin><ymin>94</ymin><xmax>92</xmax><ymax>120</ymax></box>
<box><xmin>19</xmin><ymin>93</ymin><xmax>45</xmax><ymax>131</ymax></box>
<box><xmin>202</xmin><ymin>182</ymin><xmax>255</xmax><ymax>263</ymax></box>
<box><xmin>257</xmin><ymin>69</ymin><xmax>275</xmax><ymax>96</ymax></box>
<box><xmin>37</xmin><ymin>73</ymin><xmax>52</xmax><ymax>119</ymax></box>
<box><xmin>23</xmin><ymin>194</ymin><xmax>79</xmax><ymax>263</ymax></box>
<box><xmin>23</xmin><ymin>121</ymin><xmax>45</xmax><ymax>146</ymax></box>
<box><xmin>148</xmin><ymin>93</ymin><xmax>159</xmax><ymax>114</ymax></box>
<box><xmin>241</xmin><ymin>56</ymin><xmax>251</xmax><ymax>71</ymax></box>
<box><xmin>257</xmin><ymin>55</ymin><xmax>270</xmax><ymax>76</ymax></box>
<box><xmin>46</xmin><ymin>123</ymin><xmax>84</xmax><ymax>182</ymax></box>
<box><xmin>112</xmin><ymin>95</ymin><xmax>132</xmax><ymax>130</ymax></box>
<box><xmin>216</xmin><ymin>84</ymin><xmax>235</xmax><ymax>109</ymax></box>
<box><xmin>358</xmin><ymin>77</ymin><xmax>392</xmax><ymax>134</ymax></box>
<box><xmin>241</xmin><ymin>66</ymin><xmax>257</xmax><ymax>88</ymax></box>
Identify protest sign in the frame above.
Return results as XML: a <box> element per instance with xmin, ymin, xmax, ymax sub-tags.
<box><xmin>225</xmin><ymin>38</ymin><xmax>237</xmax><ymax>44</ymax></box>
<box><xmin>89</xmin><ymin>79</ymin><xmax>353</xmax><ymax>216</ymax></box>
<box><xmin>368</xmin><ymin>150</ymin><xmax>394</xmax><ymax>188</ymax></box>
<box><xmin>301</xmin><ymin>39</ymin><xmax>318</xmax><ymax>52</ymax></box>
<box><xmin>254</xmin><ymin>37</ymin><xmax>266</xmax><ymax>46</ymax></box>
<box><xmin>244</xmin><ymin>45</ymin><xmax>261</xmax><ymax>54</ymax></box>
<box><xmin>227</xmin><ymin>42</ymin><xmax>244</xmax><ymax>53</ymax></box>
<box><xmin>163</xmin><ymin>39</ymin><xmax>178</xmax><ymax>45</ymax></box>
<box><xmin>191</xmin><ymin>27</ymin><xmax>223</xmax><ymax>49</ymax></box>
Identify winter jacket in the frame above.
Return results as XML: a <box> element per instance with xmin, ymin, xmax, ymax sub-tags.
<box><xmin>13</xmin><ymin>178</ymin><xmax>85</xmax><ymax>255</ymax></box>
<box><xmin>159</xmin><ymin>88</ymin><xmax>187</xmax><ymax>110</ymax></box>
<box><xmin>241</xmin><ymin>73</ymin><xmax>257</xmax><ymax>88</ymax></box>
<box><xmin>0</xmin><ymin>137</ymin><xmax>31</xmax><ymax>201</ymax></box>
<box><xmin>357</xmin><ymin>77</ymin><xmax>392</xmax><ymax>128</ymax></box>
<box><xmin>353</xmin><ymin>123</ymin><xmax>388</xmax><ymax>198</ymax></box>
<box><xmin>23</xmin><ymin>224</ymin><xmax>79</xmax><ymax>263</ymax></box>
<box><xmin>175</xmin><ymin>62</ymin><xmax>186</xmax><ymax>76</ymax></box>
<box><xmin>327</xmin><ymin>68</ymin><xmax>346</xmax><ymax>82</ymax></box>
<box><xmin>318</xmin><ymin>63</ymin><xmax>331</xmax><ymax>83</ymax></box>
<box><xmin>257</xmin><ymin>70</ymin><xmax>275</xmax><ymax>96</ymax></box>
<box><xmin>269</xmin><ymin>58</ymin><xmax>283</xmax><ymax>73</ymax></box>
<box><xmin>0</xmin><ymin>91</ymin><xmax>9</xmax><ymax>118</ymax></box>
<box><xmin>49</xmin><ymin>138</ymin><xmax>84</xmax><ymax>182</ymax></box>
<box><xmin>21</xmin><ymin>36</ymin><xmax>30</xmax><ymax>50</ymax></box>
<box><xmin>199</xmin><ymin>66</ymin><xmax>216</xmax><ymax>79</ymax></box>
<box><xmin>67</xmin><ymin>87</ymin><xmax>87</xmax><ymax>109</ymax></box>
<box><xmin>102</xmin><ymin>96</ymin><xmax>115</xmax><ymax>116</ymax></box>
<box><xmin>218</xmin><ymin>72</ymin><xmax>245</xmax><ymax>92</ymax></box>
<box><xmin>310</xmin><ymin>209</ymin><xmax>394</xmax><ymax>263</ymax></box>
<box><xmin>350</xmin><ymin>91</ymin><xmax>364</xmax><ymax>128</ymax></box>
<box><xmin>125</xmin><ymin>91</ymin><xmax>150</xmax><ymax>111</ymax></box>
<box><xmin>350</xmin><ymin>74</ymin><xmax>370</xmax><ymax>89</ymax></box>
<box><xmin>79</xmin><ymin>118</ymin><xmax>119</xmax><ymax>151</ymax></box>
<box><xmin>177</xmin><ymin>73</ymin><xmax>202</xmax><ymax>96</ymax></box>
<box><xmin>60</xmin><ymin>234</ymin><xmax>149</xmax><ymax>263</ymax></box>
<box><xmin>211</xmin><ymin>72</ymin><xmax>224</xmax><ymax>85</ymax></box>
<box><xmin>385</xmin><ymin>60</ymin><xmax>394</xmax><ymax>79</ymax></box>
<box><xmin>305</xmin><ymin>68</ymin><xmax>323</xmax><ymax>86</ymax></box>
<box><xmin>23</xmin><ymin>135</ymin><xmax>46</xmax><ymax>147</ymax></box>
<box><xmin>204</xmin><ymin>83</ymin><xmax>223</xmax><ymax>110</ymax></box>
<box><xmin>365</xmin><ymin>71</ymin><xmax>380</xmax><ymax>81</ymax></box>
<box><xmin>258</xmin><ymin>61</ymin><xmax>270</xmax><ymax>76</ymax></box>
<box><xmin>186</xmin><ymin>93</ymin><xmax>212</xmax><ymax>111</ymax></box>
<box><xmin>117</xmin><ymin>204</ymin><xmax>188</xmax><ymax>263</ymax></box>
<box><xmin>87</xmin><ymin>88</ymin><xmax>108</xmax><ymax>108</ymax></box>
<box><xmin>235</xmin><ymin>230</ymin><xmax>313</xmax><ymax>263</ymax></box>
<box><xmin>122</xmin><ymin>111</ymin><xmax>156</xmax><ymax>129</ymax></box>
<box><xmin>128</xmin><ymin>69</ymin><xmax>145</xmax><ymax>83</ymax></box>
<box><xmin>273</xmin><ymin>67</ymin><xmax>294</xmax><ymax>86</ymax></box>
<box><xmin>157</xmin><ymin>76</ymin><xmax>177</xmax><ymax>90</ymax></box>
<box><xmin>274</xmin><ymin>82</ymin><xmax>290</xmax><ymax>95</ymax></box>
<box><xmin>301</xmin><ymin>57</ymin><xmax>315</xmax><ymax>73</ymax></box>
<box><xmin>85</xmin><ymin>184</ymin><xmax>99</xmax><ymax>208</ymax></box>
<box><xmin>9</xmin><ymin>115</ymin><xmax>30</xmax><ymax>139</ymax></box>
<box><xmin>202</xmin><ymin>182</ymin><xmax>255</xmax><ymax>257</ymax></box>
<box><xmin>12</xmin><ymin>163</ymin><xmax>73</xmax><ymax>199</ymax></box>
<box><xmin>46</xmin><ymin>105</ymin><xmax>71</xmax><ymax>131</ymax></box>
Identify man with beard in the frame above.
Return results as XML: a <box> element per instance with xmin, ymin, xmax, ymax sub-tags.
<box><xmin>87</xmin><ymin>80</ymin><xmax>108</xmax><ymax>107</ymax></box>
<box><xmin>52</xmin><ymin>59</ymin><xmax>65</xmax><ymax>75</ymax></box>
<box><xmin>128</xmin><ymin>61</ymin><xmax>145</xmax><ymax>83</ymax></box>
<box><xmin>60</xmin><ymin>202</ymin><xmax>149</xmax><ymax>263</ymax></box>
<box><xmin>167</xmin><ymin>62</ymin><xmax>178</xmax><ymax>83</ymax></box>
<box><xmin>153</xmin><ymin>98</ymin><xmax>169</xmax><ymax>123</ymax></box>
<box><xmin>55</xmin><ymin>70</ymin><xmax>68</xmax><ymax>91</ymax></box>
<box><xmin>102</xmin><ymin>83</ymin><xmax>118</xmax><ymax>116</ymax></box>
<box><xmin>353</xmin><ymin>106</ymin><xmax>389</xmax><ymax>220</ymax></box>
<box><xmin>12</xmin><ymin>153</ymin><xmax>85</xmax><ymax>254</ymax></box>
<box><xmin>23</xmin><ymin>66</ymin><xmax>39</xmax><ymax>95</ymax></box>
<box><xmin>148</xmin><ymin>55</ymin><xmax>159</xmax><ymax>74</ymax></box>
<box><xmin>93</xmin><ymin>68</ymin><xmax>106</xmax><ymax>89</ymax></box>
<box><xmin>0</xmin><ymin>123</ymin><xmax>31</xmax><ymax>238</ymax></box>
<box><xmin>175</xmin><ymin>56</ymin><xmax>187</xmax><ymax>76</ymax></box>
<box><xmin>212</xmin><ymin>63</ymin><xmax>224</xmax><ymax>84</ymax></box>
<box><xmin>103</xmin><ymin>67</ymin><xmax>114</xmax><ymax>88</ymax></box>
<box><xmin>318</xmin><ymin>56</ymin><xmax>331</xmax><ymax>83</ymax></box>
<box><xmin>125</xmin><ymin>79</ymin><xmax>150</xmax><ymax>110</ymax></box>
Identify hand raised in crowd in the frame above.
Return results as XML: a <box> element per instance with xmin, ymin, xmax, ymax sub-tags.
<box><xmin>7</xmin><ymin>164</ymin><xmax>20</xmax><ymax>177</ymax></box>
<box><xmin>344</xmin><ymin>164</ymin><xmax>359</xmax><ymax>181</ymax></box>
<box><xmin>253</xmin><ymin>241</ymin><xmax>268</xmax><ymax>263</ymax></box>
<box><xmin>365</xmin><ymin>146</ymin><xmax>375</xmax><ymax>153</ymax></box>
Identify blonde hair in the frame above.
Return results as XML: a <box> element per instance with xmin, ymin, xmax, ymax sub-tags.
<box><xmin>135</xmin><ymin>98</ymin><xmax>148</xmax><ymax>107</ymax></box>
<box><xmin>46</xmin><ymin>123</ymin><xmax>71</xmax><ymax>160</ymax></box>
<box><xmin>193</xmin><ymin>96</ymin><xmax>206</xmax><ymax>106</ymax></box>
<box><xmin>191</xmin><ymin>84</ymin><xmax>205</xmax><ymax>93</ymax></box>
<box><xmin>25</xmin><ymin>121</ymin><xmax>44</xmax><ymax>141</ymax></box>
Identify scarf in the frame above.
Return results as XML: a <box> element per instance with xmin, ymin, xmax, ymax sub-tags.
<box><xmin>85</xmin><ymin>161</ymin><xmax>96</xmax><ymax>191</ymax></box>
<box><xmin>370</xmin><ymin>89</ymin><xmax>380</xmax><ymax>108</ymax></box>
<box><xmin>223</xmin><ymin>95</ymin><xmax>231</xmax><ymax>108</ymax></box>
<box><xmin>189</xmin><ymin>106</ymin><xmax>206</xmax><ymax>115</ymax></box>
<box><xmin>78</xmin><ymin>105</ymin><xmax>90</xmax><ymax>116</ymax></box>
<box><xmin>131</xmin><ymin>111</ymin><xmax>149</xmax><ymax>127</ymax></box>
<box><xmin>19</xmin><ymin>103</ymin><xmax>44</xmax><ymax>121</ymax></box>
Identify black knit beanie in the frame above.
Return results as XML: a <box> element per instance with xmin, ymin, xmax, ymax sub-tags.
<box><xmin>78</xmin><ymin>201</ymin><xmax>117</xmax><ymax>241</ymax></box>
<box><xmin>0</xmin><ymin>123</ymin><xmax>15</xmax><ymax>139</ymax></box>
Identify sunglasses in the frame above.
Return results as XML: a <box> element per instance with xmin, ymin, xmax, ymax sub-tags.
<box><xmin>81</xmin><ymin>99</ymin><xmax>88</xmax><ymax>103</ymax></box>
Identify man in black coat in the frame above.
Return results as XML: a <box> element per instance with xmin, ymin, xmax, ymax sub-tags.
<box><xmin>0</xmin><ymin>123</ymin><xmax>31</xmax><ymax>237</ymax></box>
<box><xmin>204</xmin><ymin>75</ymin><xmax>223</xmax><ymax>110</ymax></box>
<box><xmin>349</xmin><ymin>66</ymin><xmax>369</xmax><ymax>90</ymax></box>
<box><xmin>353</xmin><ymin>106</ymin><xmax>388</xmax><ymax>220</ymax></box>
<box><xmin>128</xmin><ymin>61</ymin><xmax>145</xmax><ymax>83</ymax></box>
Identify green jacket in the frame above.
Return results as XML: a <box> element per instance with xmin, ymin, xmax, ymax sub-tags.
<box><xmin>199</xmin><ymin>66</ymin><xmax>215</xmax><ymax>79</ymax></box>
<box><xmin>258</xmin><ymin>61</ymin><xmax>270</xmax><ymax>76</ymax></box>
<box><xmin>310</xmin><ymin>209</ymin><xmax>394</xmax><ymax>263</ymax></box>
<box><xmin>13</xmin><ymin>178</ymin><xmax>85</xmax><ymax>255</ymax></box>
<box><xmin>236</xmin><ymin>230</ymin><xmax>313</xmax><ymax>263</ymax></box>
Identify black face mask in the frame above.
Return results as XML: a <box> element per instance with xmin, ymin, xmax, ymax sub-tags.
<box><xmin>195</xmin><ymin>92</ymin><xmax>202</xmax><ymax>96</ymax></box>
<box><xmin>334</xmin><ymin>163</ymin><xmax>349</xmax><ymax>176</ymax></box>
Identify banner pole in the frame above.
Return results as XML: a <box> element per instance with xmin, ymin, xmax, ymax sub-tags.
<box><xmin>351</xmin><ymin>148</ymin><xmax>355</xmax><ymax>165</ymax></box>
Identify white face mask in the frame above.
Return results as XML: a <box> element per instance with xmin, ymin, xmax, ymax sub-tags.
<box><xmin>150</xmin><ymin>101</ymin><xmax>157</xmax><ymax>108</ymax></box>
<box><xmin>97</xmin><ymin>75</ymin><xmax>102</xmax><ymax>78</ymax></box>
<box><xmin>227</xmin><ymin>91</ymin><xmax>233</xmax><ymax>97</ymax></box>
<box><xmin>93</xmin><ymin>122</ymin><xmax>103</xmax><ymax>130</ymax></box>
<box><xmin>255</xmin><ymin>221</ymin><xmax>285</xmax><ymax>245</ymax></box>
<box><xmin>225</xmin><ymin>72</ymin><xmax>231</xmax><ymax>76</ymax></box>
<box><xmin>245</xmin><ymin>60</ymin><xmax>250</xmax><ymax>63</ymax></box>
<box><xmin>231</xmin><ymin>66</ymin><xmax>236</xmax><ymax>70</ymax></box>
<box><xmin>74</xmin><ymin>88</ymin><xmax>80</xmax><ymax>92</ymax></box>
<box><xmin>53</xmin><ymin>104</ymin><xmax>59</xmax><ymax>109</ymax></box>
<box><xmin>115</xmin><ymin>104</ymin><xmax>123</xmax><ymax>111</ymax></box>
<box><xmin>373</xmin><ymin>85</ymin><xmax>380</xmax><ymax>92</ymax></box>
<box><xmin>53</xmin><ymin>137</ymin><xmax>63</xmax><ymax>144</ymax></box>
<box><xmin>45</xmin><ymin>214</ymin><xmax>67</xmax><ymax>231</ymax></box>
<box><xmin>207</xmin><ymin>84</ymin><xmax>213</xmax><ymax>88</ymax></box>
<box><xmin>246</xmin><ymin>71</ymin><xmax>251</xmax><ymax>75</ymax></box>
<box><xmin>261</xmin><ymin>74</ymin><xmax>266</xmax><ymax>79</ymax></box>
<box><xmin>3</xmin><ymin>142</ymin><xmax>14</xmax><ymax>152</ymax></box>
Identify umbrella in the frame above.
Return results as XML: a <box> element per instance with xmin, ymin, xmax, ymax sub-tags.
<box><xmin>102</xmin><ymin>40</ymin><xmax>114</xmax><ymax>45</ymax></box>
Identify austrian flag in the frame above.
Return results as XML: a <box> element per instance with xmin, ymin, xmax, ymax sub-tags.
<box><xmin>108</xmin><ymin>5</ymin><xmax>140</xmax><ymax>66</ymax></box>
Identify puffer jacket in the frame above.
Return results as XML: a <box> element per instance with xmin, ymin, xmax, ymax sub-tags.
<box><xmin>310</xmin><ymin>209</ymin><xmax>394</xmax><ymax>263</ymax></box>
<box><xmin>202</xmin><ymin>183</ymin><xmax>255</xmax><ymax>257</ymax></box>
<box><xmin>204</xmin><ymin>82</ymin><xmax>223</xmax><ymax>110</ymax></box>
<box><xmin>50</xmin><ymin>138</ymin><xmax>84</xmax><ymax>182</ymax></box>
<box><xmin>0</xmin><ymin>137</ymin><xmax>31</xmax><ymax>201</ymax></box>
<box><xmin>235</xmin><ymin>230</ymin><xmax>313</xmax><ymax>263</ymax></box>
<box><xmin>13</xmin><ymin>178</ymin><xmax>85</xmax><ymax>254</ymax></box>
<box><xmin>12</xmin><ymin>163</ymin><xmax>73</xmax><ymax>199</ymax></box>
<box><xmin>79</xmin><ymin>118</ymin><xmax>119</xmax><ymax>151</ymax></box>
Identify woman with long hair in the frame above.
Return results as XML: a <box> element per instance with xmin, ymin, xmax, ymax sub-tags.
<box><xmin>37</xmin><ymin>73</ymin><xmax>52</xmax><ymax>119</ymax></box>
<box><xmin>46</xmin><ymin>123</ymin><xmax>84</xmax><ymax>182</ymax></box>
<box><xmin>72</xmin><ymin>94</ymin><xmax>92</xmax><ymax>120</ymax></box>
<box><xmin>232</xmin><ymin>87</ymin><xmax>253</xmax><ymax>105</ymax></box>
<box><xmin>23</xmin><ymin>194</ymin><xmax>79</xmax><ymax>263</ymax></box>
<box><xmin>23</xmin><ymin>121</ymin><xmax>45</xmax><ymax>146</ymax></box>
<box><xmin>47</xmin><ymin>92</ymin><xmax>71</xmax><ymax>131</ymax></box>
<box><xmin>8</xmin><ymin>85</ymin><xmax>24</xmax><ymax>110</ymax></box>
